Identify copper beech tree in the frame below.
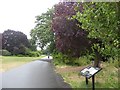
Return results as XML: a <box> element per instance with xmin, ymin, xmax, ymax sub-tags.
<box><xmin>52</xmin><ymin>2</ymin><xmax>94</xmax><ymax>57</ymax></box>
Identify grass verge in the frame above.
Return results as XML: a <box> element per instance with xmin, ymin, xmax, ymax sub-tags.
<box><xmin>55</xmin><ymin>61</ymin><xmax>118</xmax><ymax>88</ymax></box>
<box><xmin>0</xmin><ymin>55</ymin><xmax>45</xmax><ymax>72</ymax></box>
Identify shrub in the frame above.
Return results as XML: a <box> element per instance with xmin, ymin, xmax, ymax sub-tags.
<box><xmin>26</xmin><ymin>51</ymin><xmax>40</xmax><ymax>57</ymax></box>
<box><xmin>37</xmin><ymin>50</ymin><xmax>42</xmax><ymax>55</ymax></box>
<box><xmin>53</xmin><ymin>52</ymin><xmax>91</xmax><ymax>66</ymax></box>
<box><xmin>73</xmin><ymin>56</ymin><xmax>91</xmax><ymax>66</ymax></box>
<box><xmin>52</xmin><ymin>49</ymin><xmax>92</xmax><ymax>66</ymax></box>
<box><xmin>24</xmin><ymin>47</ymin><xmax>41</xmax><ymax>57</ymax></box>
<box><xmin>53</xmin><ymin>51</ymin><xmax>71</xmax><ymax>65</ymax></box>
<box><xmin>2</xmin><ymin>49</ymin><xmax>11</xmax><ymax>56</ymax></box>
<box><xmin>34</xmin><ymin>51</ymin><xmax>40</xmax><ymax>57</ymax></box>
<box><xmin>53</xmin><ymin>50</ymin><xmax>91</xmax><ymax>66</ymax></box>
<box><xmin>17</xmin><ymin>54</ymin><xmax>25</xmax><ymax>57</ymax></box>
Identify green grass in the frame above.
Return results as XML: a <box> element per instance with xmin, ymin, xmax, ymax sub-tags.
<box><xmin>56</xmin><ymin>60</ymin><xmax>119</xmax><ymax>88</ymax></box>
<box><xmin>2</xmin><ymin>56</ymin><xmax>45</xmax><ymax>63</ymax></box>
<box><xmin>0</xmin><ymin>55</ymin><xmax>45</xmax><ymax>72</ymax></box>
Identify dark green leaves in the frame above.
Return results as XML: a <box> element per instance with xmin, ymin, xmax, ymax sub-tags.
<box><xmin>74</xmin><ymin>2</ymin><xmax>119</xmax><ymax>58</ymax></box>
<box><xmin>30</xmin><ymin>8</ymin><xmax>55</xmax><ymax>51</ymax></box>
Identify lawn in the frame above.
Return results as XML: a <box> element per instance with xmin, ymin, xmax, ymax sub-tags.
<box><xmin>0</xmin><ymin>55</ymin><xmax>45</xmax><ymax>72</ymax></box>
<box><xmin>55</xmin><ymin>60</ymin><xmax>119</xmax><ymax>89</ymax></box>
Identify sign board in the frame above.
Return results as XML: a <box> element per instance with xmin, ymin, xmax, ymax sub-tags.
<box><xmin>80</xmin><ymin>66</ymin><xmax>102</xmax><ymax>79</ymax></box>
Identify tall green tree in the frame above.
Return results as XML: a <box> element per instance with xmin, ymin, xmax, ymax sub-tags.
<box><xmin>74</xmin><ymin>2</ymin><xmax>120</xmax><ymax>67</ymax></box>
<box><xmin>30</xmin><ymin>8</ymin><xmax>55</xmax><ymax>53</ymax></box>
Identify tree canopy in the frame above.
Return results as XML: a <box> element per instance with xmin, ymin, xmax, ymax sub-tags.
<box><xmin>30</xmin><ymin>8</ymin><xmax>55</xmax><ymax>52</ymax></box>
<box><xmin>2</xmin><ymin>29</ymin><xmax>30</xmax><ymax>55</ymax></box>
<box><xmin>52</xmin><ymin>2</ymin><xmax>94</xmax><ymax>57</ymax></box>
<box><xmin>74</xmin><ymin>2</ymin><xmax>119</xmax><ymax>58</ymax></box>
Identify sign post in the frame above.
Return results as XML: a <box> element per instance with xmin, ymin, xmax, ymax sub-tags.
<box><xmin>92</xmin><ymin>75</ymin><xmax>95</xmax><ymax>90</ymax></box>
<box><xmin>80</xmin><ymin>66</ymin><xmax>102</xmax><ymax>90</ymax></box>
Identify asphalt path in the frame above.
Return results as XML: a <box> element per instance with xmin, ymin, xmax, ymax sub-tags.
<box><xmin>0</xmin><ymin>56</ymin><xmax>71</xmax><ymax>89</ymax></box>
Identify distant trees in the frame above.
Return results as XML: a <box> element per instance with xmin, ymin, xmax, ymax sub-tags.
<box><xmin>0</xmin><ymin>33</ymin><xmax>2</xmax><ymax>50</ymax></box>
<box><xmin>30</xmin><ymin>8</ymin><xmax>55</xmax><ymax>53</ymax></box>
<box><xmin>0</xmin><ymin>33</ymin><xmax>2</xmax><ymax>55</ymax></box>
<box><xmin>2</xmin><ymin>29</ymin><xmax>30</xmax><ymax>55</ymax></box>
<box><xmin>52</xmin><ymin>2</ymin><xmax>94</xmax><ymax>57</ymax></box>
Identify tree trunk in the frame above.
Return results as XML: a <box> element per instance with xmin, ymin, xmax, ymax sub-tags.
<box><xmin>94</xmin><ymin>49</ymin><xmax>101</xmax><ymax>68</ymax></box>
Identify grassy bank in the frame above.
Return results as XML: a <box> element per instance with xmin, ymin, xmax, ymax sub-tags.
<box><xmin>55</xmin><ymin>60</ymin><xmax>119</xmax><ymax>88</ymax></box>
<box><xmin>0</xmin><ymin>55</ymin><xmax>45</xmax><ymax>72</ymax></box>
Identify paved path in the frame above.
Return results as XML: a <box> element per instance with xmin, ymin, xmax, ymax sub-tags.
<box><xmin>0</xmin><ymin>56</ymin><xmax>71</xmax><ymax>89</ymax></box>
<box><xmin>40</xmin><ymin>56</ymin><xmax>53</xmax><ymax>63</ymax></box>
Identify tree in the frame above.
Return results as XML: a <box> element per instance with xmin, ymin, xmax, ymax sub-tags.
<box><xmin>74</xmin><ymin>2</ymin><xmax>120</xmax><ymax>67</ymax></box>
<box><xmin>0</xmin><ymin>33</ymin><xmax>2</xmax><ymax>55</ymax></box>
<box><xmin>30</xmin><ymin>8</ymin><xmax>55</xmax><ymax>53</ymax></box>
<box><xmin>0</xmin><ymin>33</ymin><xmax>2</xmax><ymax>50</ymax></box>
<box><xmin>2</xmin><ymin>29</ymin><xmax>30</xmax><ymax>55</ymax></box>
<box><xmin>52</xmin><ymin>2</ymin><xmax>94</xmax><ymax>57</ymax></box>
<box><xmin>28</xmin><ymin>39</ymin><xmax>37</xmax><ymax>51</ymax></box>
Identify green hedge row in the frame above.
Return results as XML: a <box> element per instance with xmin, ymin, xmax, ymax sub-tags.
<box><xmin>1</xmin><ymin>50</ymin><xmax>11</xmax><ymax>56</ymax></box>
<box><xmin>1</xmin><ymin>49</ymin><xmax>41</xmax><ymax>57</ymax></box>
<box><xmin>52</xmin><ymin>51</ymin><xmax>91</xmax><ymax>66</ymax></box>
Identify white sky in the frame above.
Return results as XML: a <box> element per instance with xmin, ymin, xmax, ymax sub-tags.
<box><xmin>0</xmin><ymin>0</ymin><xmax>60</xmax><ymax>39</ymax></box>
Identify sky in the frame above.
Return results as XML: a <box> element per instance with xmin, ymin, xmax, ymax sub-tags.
<box><xmin>0</xmin><ymin>0</ymin><xmax>60</xmax><ymax>39</ymax></box>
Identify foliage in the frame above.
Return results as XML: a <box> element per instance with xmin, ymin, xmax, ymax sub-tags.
<box><xmin>26</xmin><ymin>51</ymin><xmax>40</xmax><ymax>57</ymax></box>
<box><xmin>52</xmin><ymin>2</ymin><xmax>93</xmax><ymax>57</ymax></box>
<box><xmin>2</xmin><ymin>29</ymin><xmax>30</xmax><ymax>55</ymax></box>
<box><xmin>13</xmin><ymin>44</ymin><xmax>27</xmax><ymax>55</ymax></box>
<box><xmin>53</xmin><ymin>49</ymin><xmax>91</xmax><ymax>66</ymax></box>
<box><xmin>29</xmin><ymin>39</ymin><xmax>37</xmax><ymax>51</ymax></box>
<box><xmin>19</xmin><ymin>47</ymin><xmax>41</xmax><ymax>57</ymax></box>
<box><xmin>73</xmin><ymin>56</ymin><xmax>91</xmax><ymax>66</ymax></box>
<box><xmin>52</xmin><ymin>50</ymin><xmax>70</xmax><ymax>65</ymax></box>
<box><xmin>1</xmin><ymin>49</ymin><xmax>11</xmax><ymax>56</ymax></box>
<box><xmin>74</xmin><ymin>2</ymin><xmax>120</xmax><ymax>59</ymax></box>
<box><xmin>30</xmin><ymin>8</ymin><xmax>55</xmax><ymax>52</ymax></box>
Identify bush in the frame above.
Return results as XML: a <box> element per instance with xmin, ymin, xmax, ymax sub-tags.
<box><xmin>24</xmin><ymin>47</ymin><xmax>41</xmax><ymax>57</ymax></box>
<box><xmin>53</xmin><ymin>50</ymin><xmax>91</xmax><ymax>66</ymax></box>
<box><xmin>26</xmin><ymin>51</ymin><xmax>40</xmax><ymax>57</ymax></box>
<box><xmin>37</xmin><ymin>50</ymin><xmax>42</xmax><ymax>55</ymax></box>
<box><xmin>2</xmin><ymin>49</ymin><xmax>11</xmax><ymax>56</ymax></box>
<box><xmin>17</xmin><ymin>54</ymin><xmax>25</xmax><ymax>57</ymax></box>
<box><xmin>73</xmin><ymin>56</ymin><xmax>91</xmax><ymax>66</ymax></box>
<box><xmin>53</xmin><ymin>51</ymin><xmax>71</xmax><ymax>65</ymax></box>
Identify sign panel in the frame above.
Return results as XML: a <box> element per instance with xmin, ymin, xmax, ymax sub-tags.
<box><xmin>80</xmin><ymin>66</ymin><xmax>102</xmax><ymax>79</ymax></box>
